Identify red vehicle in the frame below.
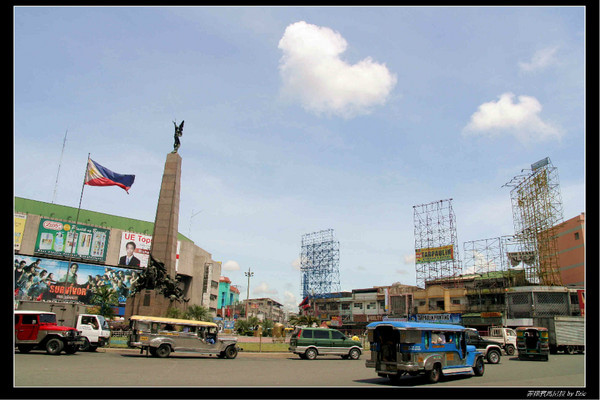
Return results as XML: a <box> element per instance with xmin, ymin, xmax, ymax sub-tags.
<box><xmin>15</xmin><ymin>310</ymin><xmax>83</xmax><ymax>355</ymax></box>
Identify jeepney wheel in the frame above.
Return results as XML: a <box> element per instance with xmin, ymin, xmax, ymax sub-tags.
<box><xmin>487</xmin><ymin>349</ymin><xmax>501</xmax><ymax>364</ymax></box>
<box><xmin>473</xmin><ymin>356</ymin><xmax>485</xmax><ymax>376</ymax></box>
<box><xmin>224</xmin><ymin>345</ymin><xmax>238</xmax><ymax>359</ymax></box>
<box><xmin>565</xmin><ymin>346</ymin><xmax>574</xmax><ymax>355</ymax></box>
<box><xmin>348</xmin><ymin>348</ymin><xmax>361</xmax><ymax>360</ymax></box>
<box><xmin>427</xmin><ymin>364</ymin><xmax>442</xmax><ymax>383</ymax></box>
<box><xmin>305</xmin><ymin>348</ymin><xmax>318</xmax><ymax>360</ymax></box>
<box><xmin>155</xmin><ymin>344</ymin><xmax>171</xmax><ymax>358</ymax></box>
<box><xmin>45</xmin><ymin>338</ymin><xmax>64</xmax><ymax>355</ymax></box>
<box><xmin>505</xmin><ymin>344</ymin><xmax>515</xmax><ymax>356</ymax></box>
<box><xmin>79</xmin><ymin>338</ymin><xmax>91</xmax><ymax>352</ymax></box>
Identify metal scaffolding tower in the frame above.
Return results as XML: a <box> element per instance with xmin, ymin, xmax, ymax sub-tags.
<box><xmin>300</xmin><ymin>229</ymin><xmax>341</xmax><ymax>299</ymax></box>
<box><xmin>463</xmin><ymin>236</ymin><xmax>507</xmax><ymax>275</ymax></box>
<box><xmin>413</xmin><ymin>199</ymin><xmax>462</xmax><ymax>288</ymax></box>
<box><xmin>502</xmin><ymin>157</ymin><xmax>564</xmax><ymax>286</ymax></box>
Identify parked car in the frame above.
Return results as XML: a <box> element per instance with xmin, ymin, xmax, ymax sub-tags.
<box><xmin>365</xmin><ymin>321</ymin><xmax>485</xmax><ymax>384</ymax></box>
<box><xmin>127</xmin><ymin>315</ymin><xmax>239</xmax><ymax>359</ymax></box>
<box><xmin>465</xmin><ymin>328</ymin><xmax>503</xmax><ymax>364</ymax></box>
<box><xmin>15</xmin><ymin>310</ymin><xmax>84</xmax><ymax>355</ymax></box>
<box><xmin>289</xmin><ymin>327</ymin><xmax>362</xmax><ymax>360</ymax></box>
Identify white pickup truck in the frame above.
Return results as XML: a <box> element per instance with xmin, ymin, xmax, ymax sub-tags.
<box><xmin>481</xmin><ymin>327</ymin><xmax>517</xmax><ymax>356</ymax></box>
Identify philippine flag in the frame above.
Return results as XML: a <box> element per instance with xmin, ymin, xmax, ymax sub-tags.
<box><xmin>85</xmin><ymin>159</ymin><xmax>135</xmax><ymax>193</ymax></box>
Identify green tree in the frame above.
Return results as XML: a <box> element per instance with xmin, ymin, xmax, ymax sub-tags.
<box><xmin>89</xmin><ymin>284</ymin><xmax>118</xmax><ymax>320</ymax></box>
<box><xmin>261</xmin><ymin>319</ymin><xmax>274</xmax><ymax>337</ymax></box>
<box><xmin>185</xmin><ymin>305</ymin><xmax>211</xmax><ymax>322</ymax></box>
<box><xmin>288</xmin><ymin>314</ymin><xmax>320</xmax><ymax>327</ymax></box>
<box><xmin>166</xmin><ymin>307</ymin><xmax>184</xmax><ymax>319</ymax></box>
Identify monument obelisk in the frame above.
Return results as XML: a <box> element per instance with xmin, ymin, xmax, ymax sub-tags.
<box><xmin>124</xmin><ymin>121</ymin><xmax>185</xmax><ymax>318</ymax></box>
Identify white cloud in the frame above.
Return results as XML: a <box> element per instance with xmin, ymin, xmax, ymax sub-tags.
<box><xmin>403</xmin><ymin>254</ymin><xmax>415</xmax><ymax>265</ymax></box>
<box><xmin>283</xmin><ymin>290</ymin><xmax>298</xmax><ymax>311</ymax></box>
<box><xmin>518</xmin><ymin>46</ymin><xmax>559</xmax><ymax>72</ymax></box>
<box><xmin>278</xmin><ymin>21</ymin><xmax>397</xmax><ymax>118</ymax></box>
<box><xmin>253</xmin><ymin>281</ymin><xmax>278</xmax><ymax>296</ymax></box>
<box><xmin>222</xmin><ymin>260</ymin><xmax>241</xmax><ymax>271</ymax></box>
<box><xmin>463</xmin><ymin>92</ymin><xmax>562</xmax><ymax>143</ymax></box>
<box><xmin>291</xmin><ymin>257</ymin><xmax>301</xmax><ymax>271</ymax></box>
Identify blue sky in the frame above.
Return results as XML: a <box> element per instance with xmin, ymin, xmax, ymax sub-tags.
<box><xmin>14</xmin><ymin>6</ymin><xmax>586</xmax><ymax>312</ymax></box>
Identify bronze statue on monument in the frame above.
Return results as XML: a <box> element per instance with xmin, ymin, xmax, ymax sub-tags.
<box><xmin>172</xmin><ymin>120</ymin><xmax>184</xmax><ymax>153</ymax></box>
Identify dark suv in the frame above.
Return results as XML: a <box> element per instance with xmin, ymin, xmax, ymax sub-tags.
<box><xmin>465</xmin><ymin>328</ymin><xmax>502</xmax><ymax>364</ymax></box>
<box><xmin>289</xmin><ymin>327</ymin><xmax>362</xmax><ymax>360</ymax></box>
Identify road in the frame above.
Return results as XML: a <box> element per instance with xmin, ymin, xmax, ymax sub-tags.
<box><xmin>14</xmin><ymin>348</ymin><xmax>586</xmax><ymax>390</ymax></box>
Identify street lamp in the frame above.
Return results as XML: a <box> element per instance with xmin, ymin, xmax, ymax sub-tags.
<box><xmin>245</xmin><ymin>267</ymin><xmax>254</xmax><ymax>320</ymax></box>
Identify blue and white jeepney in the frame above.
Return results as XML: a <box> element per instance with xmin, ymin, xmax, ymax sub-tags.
<box><xmin>365</xmin><ymin>321</ymin><xmax>485</xmax><ymax>383</ymax></box>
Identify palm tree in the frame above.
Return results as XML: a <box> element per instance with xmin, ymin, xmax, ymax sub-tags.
<box><xmin>288</xmin><ymin>314</ymin><xmax>320</xmax><ymax>328</ymax></box>
<box><xmin>89</xmin><ymin>284</ymin><xmax>118</xmax><ymax>320</ymax></box>
<box><xmin>185</xmin><ymin>305</ymin><xmax>211</xmax><ymax>322</ymax></box>
<box><xmin>260</xmin><ymin>319</ymin><xmax>274</xmax><ymax>337</ymax></box>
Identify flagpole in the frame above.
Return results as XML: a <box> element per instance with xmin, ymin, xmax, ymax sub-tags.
<box><xmin>62</xmin><ymin>153</ymin><xmax>91</xmax><ymax>299</ymax></box>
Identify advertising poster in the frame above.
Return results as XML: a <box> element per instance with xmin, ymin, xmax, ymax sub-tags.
<box><xmin>415</xmin><ymin>244</ymin><xmax>454</xmax><ymax>264</ymax></box>
<box><xmin>14</xmin><ymin>213</ymin><xmax>27</xmax><ymax>251</ymax></box>
<box><xmin>118</xmin><ymin>232</ymin><xmax>181</xmax><ymax>270</ymax></box>
<box><xmin>35</xmin><ymin>218</ymin><xmax>110</xmax><ymax>262</ymax></box>
<box><xmin>118</xmin><ymin>232</ymin><xmax>152</xmax><ymax>268</ymax></box>
<box><xmin>14</xmin><ymin>255</ymin><xmax>140</xmax><ymax>306</ymax></box>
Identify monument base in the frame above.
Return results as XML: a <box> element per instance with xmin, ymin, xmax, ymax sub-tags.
<box><xmin>125</xmin><ymin>289</ymin><xmax>174</xmax><ymax>319</ymax></box>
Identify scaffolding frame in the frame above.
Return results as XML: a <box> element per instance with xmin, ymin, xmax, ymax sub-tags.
<box><xmin>463</xmin><ymin>236</ymin><xmax>507</xmax><ymax>275</ymax></box>
<box><xmin>413</xmin><ymin>199</ymin><xmax>462</xmax><ymax>288</ymax></box>
<box><xmin>503</xmin><ymin>157</ymin><xmax>564</xmax><ymax>286</ymax></box>
<box><xmin>300</xmin><ymin>229</ymin><xmax>341</xmax><ymax>299</ymax></box>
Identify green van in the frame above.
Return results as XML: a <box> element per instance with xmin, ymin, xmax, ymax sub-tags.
<box><xmin>289</xmin><ymin>327</ymin><xmax>362</xmax><ymax>360</ymax></box>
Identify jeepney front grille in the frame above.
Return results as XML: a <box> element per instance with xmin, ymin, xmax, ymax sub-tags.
<box><xmin>401</xmin><ymin>352</ymin><xmax>411</xmax><ymax>362</ymax></box>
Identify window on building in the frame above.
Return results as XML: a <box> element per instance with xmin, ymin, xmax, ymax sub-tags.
<box><xmin>341</xmin><ymin>303</ymin><xmax>350</xmax><ymax>310</ymax></box>
<box><xmin>366</xmin><ymin>302</ymin><xmax>376</xmax><ymax>310</ymax></box>
<box><xmin>354</xmin><ymin>303</ymin><xmax>363</xmax><ymax>309</ymax></box>
<box><xmin>452</xmin><ymin>299</ymin><xmax>461</xmax><ymax>305</ymax></box>
<box><xmin>574</xmin><ymin>232</ymin><xmax>580</xmax><ymax>240</ymax></box>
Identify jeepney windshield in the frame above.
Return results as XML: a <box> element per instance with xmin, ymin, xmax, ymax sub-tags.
<box><xmin>506</xmin><ymin>329</ymin><xmax>516</xmax><ymax>337</ymax></box>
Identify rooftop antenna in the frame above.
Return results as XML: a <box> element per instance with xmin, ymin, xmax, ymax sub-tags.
<box><xmin>52</xmin><ymin>129</ymin><xmax>68</xmax><ymax>204</ymax></box>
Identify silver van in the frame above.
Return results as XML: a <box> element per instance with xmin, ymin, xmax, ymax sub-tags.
<box><xmin>127</xmin><ymin>315</ymin><xmax>238</xmax><ymax>359</ymax></box>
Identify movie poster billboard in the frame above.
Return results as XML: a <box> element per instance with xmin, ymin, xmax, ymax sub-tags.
<box><xmin>415</xmin><ymin>244</ymin><xmax>454</xmax><ymax>264</ymax></box>
<box><xmin>14</xmin><ymin>213</ymin><xmax>27</xmax><ymax>251</ymax></box>
<box><xmin>14</xmin><ymin>255</ymin><xmax>139</xmax><ymax>306</ymax></box>
<box><xmin>35</xmin><ymin>218</ymin><xmax>109</xmax><ymax>262</ymax></box>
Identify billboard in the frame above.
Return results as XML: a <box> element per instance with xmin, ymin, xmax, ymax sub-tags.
<box><xmin>415</xmin><ymin>244</ymin><xmax>454</xmax><ymax>264</ymax></box>
<box><xmin>118</xmin><ymin>232</ymin><xmax>180</xmax><ymax>270</ymax></box>
<box><xmin>118</xmin><ymin>232</ymin><xmax>152</xmax><ymax>268</ymax></box>
<box><xmin>35</xmin><ymin>218</ymin><xmax>110</xmax><ymax>262</ymax></box>
<box><xmin>14</xmin><ymin>255</ymin><xmax>139</xmax><ymax>306</ymax></box>
<box><xmin>409</xmin><ymin>313</ymin><xmax>462</xmax><ymax>325</ymax></box>
<box><xmin>14</xmin><ymin>213</ymin><xmax>27</xmax><ymax>251</ymax></box>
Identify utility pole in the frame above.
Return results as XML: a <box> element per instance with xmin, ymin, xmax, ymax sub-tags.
<box><xmin>245</xmin><ymin>267</ymin><xmax>254</xmax><ymax>320</ymax></box>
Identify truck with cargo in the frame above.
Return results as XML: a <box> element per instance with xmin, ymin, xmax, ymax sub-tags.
<box><xmin>481</xmin><ymin>327</ymin><xmax>517</xmax><ymax>356</ymax></box>
<box><xmin>16</xmin><ymin>300</ymin><xmax>111</xmax><ymax>351</ymax></box>
<box><xmin>534</xmin><ymin>316</ymin><xmax>584</xmax><ymax>354</ymax></box>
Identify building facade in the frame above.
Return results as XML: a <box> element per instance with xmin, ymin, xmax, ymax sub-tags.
<box><xmin>555</xmin><ymin>213</ymin><xmax>585</xmax><ymax>288</ymax></box>
<box><xmin>14</xmin><ymin>197</ymin><xmax>222</xmax><ymax>316</ymax></box>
